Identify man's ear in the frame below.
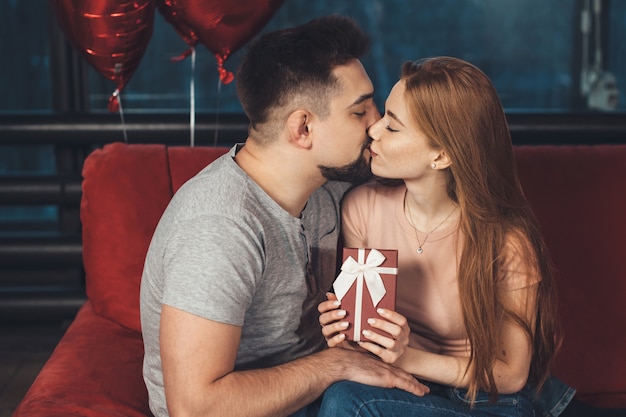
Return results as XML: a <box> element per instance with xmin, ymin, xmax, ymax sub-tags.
<box><xmin>286</xmin><ymin>110</ymin><xmax>313</xmax><ymax>149</ymax></box>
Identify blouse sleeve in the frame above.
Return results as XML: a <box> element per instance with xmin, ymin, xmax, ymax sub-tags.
<box><xmin>498</xmin><ymin>231</ymin><xmax>542</xmax><ymax>291</ymax></box>
<box><xmin>340</xmin><ymin>184</ymin><xmax>372</xmax><ymax>248</ymax></box>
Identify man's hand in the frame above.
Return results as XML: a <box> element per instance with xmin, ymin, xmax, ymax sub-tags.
<box><xmin>322</xmin><ymin>347</ymin><xmax>430</xmax><ymax>398</ymax></box>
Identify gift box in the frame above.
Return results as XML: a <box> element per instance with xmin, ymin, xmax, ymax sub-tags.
<box><xmin>332</xmin><ymin>248</ymin><xmax>398</xmax><ymax>342</ymax></box>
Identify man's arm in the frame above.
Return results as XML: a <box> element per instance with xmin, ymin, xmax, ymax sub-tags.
<box><xmin>160</xmin><ymin>304</ymin><xmax>428</xmax><ymax>417</ymax></box>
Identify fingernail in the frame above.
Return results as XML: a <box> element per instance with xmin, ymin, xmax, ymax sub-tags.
<box><xmin>362</xmin><ymin>330</ymin><xmax>372</xmax><ymax>337</ymax></box>
<box><xmin>337</xmin><ymin>309</ymin><xmax>346</xmax><ymax>317</ymax></box>
<box><xmin>332</xmin><ymin>300</ymin><xmax>341</xmax><ymax>307</ymax></box>
<box><xmin>340</xmin><ymin>321</ymin><xmax>349</xmax><ymax>328</ymax></box>
<box><xmin>377</xmin><ymin>308</ymin><xmax>385</xmax><ymax>315</ymax></box>
<box><xmin>338</xmin><ymin>333</ymin><xmax>346</xmax><ymax>340</ymax></box>
<box><xmin>367</xmin><ymin>318</ymin><xmax>375</xmax><ymax>325</ymax></box>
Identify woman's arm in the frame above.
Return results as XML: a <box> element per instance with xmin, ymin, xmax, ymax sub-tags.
<box><xmin>357</xmin><ymin>283</ymin><xmax>537</xmax><ymax>394</ymax></box>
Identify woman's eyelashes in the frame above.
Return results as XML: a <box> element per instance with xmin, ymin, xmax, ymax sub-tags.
<box><xmin>385</xmin><ymin>124</ymin><xmax>398</xmax><ymax>132</ymax></box>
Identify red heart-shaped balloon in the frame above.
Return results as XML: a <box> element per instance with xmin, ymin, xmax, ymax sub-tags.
<box><xmin>155</xmin><ymin>0</ymin><xmax>198</xmax><ymax>62</ymax></box>
<box><xmin>51</xmin><ymin>0</ymin><xmax>155</xmax><ymax>111</ymax></box>
<box><xmin>156</xmin><ymin>0</ymin><xmax>285</xmax><ymax>83</ymax></box>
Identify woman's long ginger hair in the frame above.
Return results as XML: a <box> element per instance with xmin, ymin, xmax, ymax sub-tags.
<box><xmin>401</xmin><ymin>57</ymin><xmax>559</xmax><ymax>402</ymax></box>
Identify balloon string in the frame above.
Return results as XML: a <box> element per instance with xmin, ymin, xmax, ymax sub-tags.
<box><xmin>190</xmin><ymin>47</ymin><xmax>196</xmax><ymax>147</ymax></box>
<box><xmin>115</xmin><ymin>89</ymin><xmax>128</xmax><ymax>143</ymax></box>
<box><xmin>213</xmin><ymin>78</ymin><xmax>222</xmax><ymax>147</ymax></box>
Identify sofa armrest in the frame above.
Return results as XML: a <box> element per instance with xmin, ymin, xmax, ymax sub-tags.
<box><xmin>12</xmin><ymin>302</ymin><xmax>152</xmax><ymax>417</ymax></box>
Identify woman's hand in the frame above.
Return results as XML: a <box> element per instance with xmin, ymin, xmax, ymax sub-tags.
<box><xmin>318</xmin><ymin>292</ymin><xmax>355</xmax><ymax>349</ymax></box>
<box><xmin>358</xmin><ymin>308</ymin><xmax>410</xmax><ymax>365</ymax></box>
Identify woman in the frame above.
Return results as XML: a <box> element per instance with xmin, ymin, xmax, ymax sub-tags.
<box><xmin>318</xmin><ymin>57</ymin><xmax>574</xmax><ymax>416</ymax></box>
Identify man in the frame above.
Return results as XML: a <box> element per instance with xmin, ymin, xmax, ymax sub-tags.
<box><xmin>140</xmin><ymin>15</ymin><xmax>428</xmax><ymax>417</ymax></box>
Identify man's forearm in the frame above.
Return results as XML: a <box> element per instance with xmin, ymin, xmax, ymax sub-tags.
<box><xmin>167</xmin><ymin>349</ymin><xmax>342</xmax><ymax>417</ymax></box>
<box><xmin>166</xmin><ymin>347</ymin><xmax>426</xmax><ymax>417</ymax></box>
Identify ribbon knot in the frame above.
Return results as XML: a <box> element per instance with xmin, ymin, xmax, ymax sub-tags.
<box><xmin>333</xmin><ymin>249</ymin><xmax>397</xmax><ymax>307</ymax></box>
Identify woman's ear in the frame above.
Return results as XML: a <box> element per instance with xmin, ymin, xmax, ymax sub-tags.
<box><xmin>286</xmin><ymin>110</ymin><xmax>313</xmax><ymax>149</ymax></box>
<box><xmin>433</xmin><ymin>150</ymin><xmax>452</xmax><ymax>169</ymax></box>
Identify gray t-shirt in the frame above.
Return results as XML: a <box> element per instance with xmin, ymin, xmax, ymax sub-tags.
<box><xmin>140</xmin><ymin>144</ymin><xmax>350</xmax><ymax>417</ymax></box>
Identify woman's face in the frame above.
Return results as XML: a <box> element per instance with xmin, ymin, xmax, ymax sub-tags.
<box><xmin>368</xmin><ymin>80</ymin><xmax>441</xmax><ymax>181</ymax></box>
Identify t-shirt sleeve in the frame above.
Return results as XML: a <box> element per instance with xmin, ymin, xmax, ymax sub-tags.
<box><xmin>161</xmin><ymin>214</ymin><xmax>263</xmax><ymax>326</ymax></box>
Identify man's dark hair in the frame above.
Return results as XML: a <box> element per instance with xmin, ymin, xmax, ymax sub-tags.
<box><xmin>236</xmin><ymin>15</ymin><xmax>370</xmax><ymax>132</ymax></box>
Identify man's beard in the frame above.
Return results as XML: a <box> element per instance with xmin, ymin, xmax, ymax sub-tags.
<box><xmin>319</xmin><ymin>144</ymin><xmax>372</xmax><ymax>185</ymax></box>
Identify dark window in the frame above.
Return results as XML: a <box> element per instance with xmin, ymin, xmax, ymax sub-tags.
<box><xmin>81</xmin><ymin>0</ymin><xmax>625</xmax><ymax>113</ymax></box>
<box><xmin>1</xmin><ymin>0</ymin><xmax>625</xmax><ymax>231</ymax></box>
<box><xmin>2</xmin><ymin>1</ymin><xmax>625</xmax><ymax>115</ymax></box>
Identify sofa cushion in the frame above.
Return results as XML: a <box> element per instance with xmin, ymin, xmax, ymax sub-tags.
<box><xmin>81</xmin><ymin>143</ymin><xmax>229</xmax><ymax>332</ymax></box>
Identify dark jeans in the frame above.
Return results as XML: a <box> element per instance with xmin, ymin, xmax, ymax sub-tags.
<box><xmin>312</xmin><ymin>375</ymin><xmax>574</xmax><ymax>417</ymax></box>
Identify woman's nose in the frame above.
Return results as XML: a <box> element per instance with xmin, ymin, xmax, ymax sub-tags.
<box><xmin>368</xmin><ymin>118</ymin><xmax>383</xmax><ymax>140</ymax></box>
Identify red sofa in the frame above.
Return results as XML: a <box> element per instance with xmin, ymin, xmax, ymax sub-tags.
<box><xmin>13</xmin><ymin>142</ymin><xmax>626</xmax><ymax>416</ymax></box>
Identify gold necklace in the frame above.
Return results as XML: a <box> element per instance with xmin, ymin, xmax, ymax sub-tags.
<box><xmin>404</xmin><ymin>194</ymin><xmax>457</xmax><ymax>254</ymax></box>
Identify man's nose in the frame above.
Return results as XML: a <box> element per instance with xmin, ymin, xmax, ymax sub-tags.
<box><xmin>371</xmin><ymin>105</ymin><xmax>381</xmax><ymax>120</ymax></box>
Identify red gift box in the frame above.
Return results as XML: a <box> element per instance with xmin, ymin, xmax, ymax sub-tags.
<box><xmin>332</xmin><ymin>248</ymin><xmax>398</xmax><ymax>342</ymax></box>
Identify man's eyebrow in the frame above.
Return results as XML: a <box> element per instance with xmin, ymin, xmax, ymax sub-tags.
<box><xmin>387</xmin><ymin>110</ymin><xmax>406</xmax><ymax>127</ymax></box>
<box><xmin>349</xmin><ymin>92</ymin><xmax>375</xmax><ymax>107</ymax></box>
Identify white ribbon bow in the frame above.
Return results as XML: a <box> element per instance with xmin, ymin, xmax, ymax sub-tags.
<box><xmin>334</xmin><ymin>248</ymin><xmax>396</xmax><ymax>306</ymax></box>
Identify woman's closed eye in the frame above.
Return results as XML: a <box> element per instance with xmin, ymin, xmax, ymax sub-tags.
<box><xmin>385</xmin><ymin>124</ymin><xmax>398</xmax><ymax>132</ymax></box>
